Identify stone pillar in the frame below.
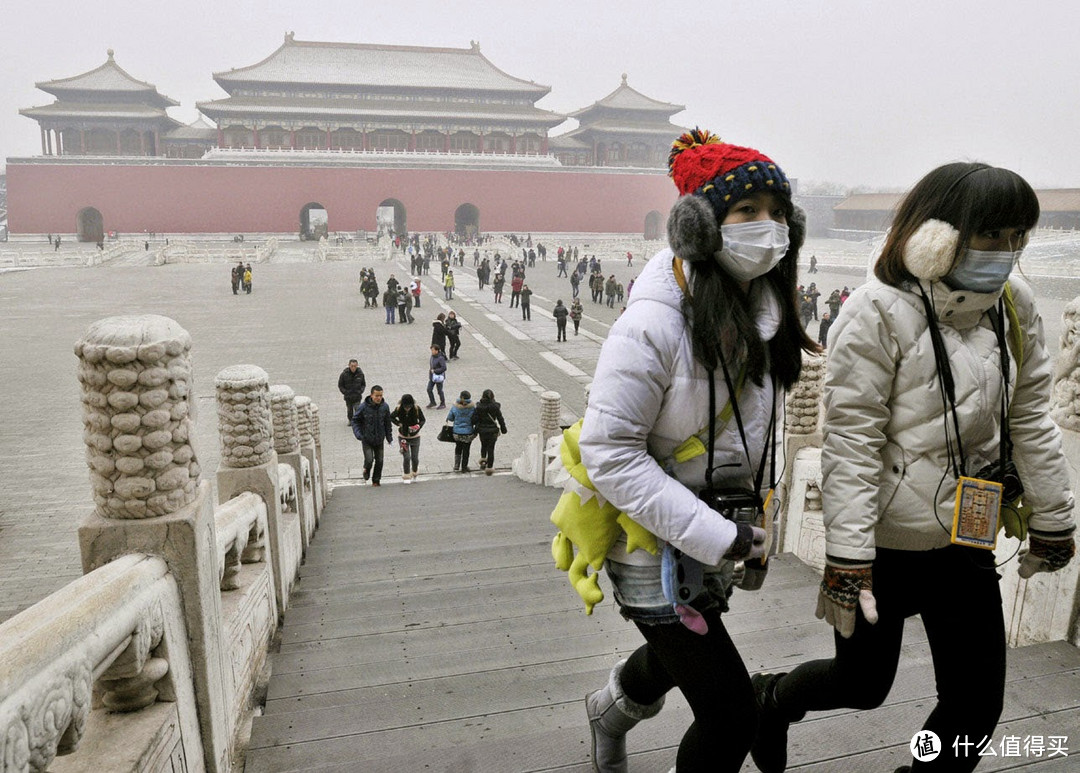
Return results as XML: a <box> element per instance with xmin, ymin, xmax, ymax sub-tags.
<box><xmin>540</xmin><ymin>391</ymin><xmax>562</xmax><ymax>448</ymax></box>
<box><xmin>271</xmin><ymin>385</ymin><xmax>315</xmax><ymax>549</ymax></box>
<box><xmin>310</xmin><ymin>402</ymin><xmax>328</xmax><ymax>503</ymax></box>
<box><xmin>214</xmin><ymin>364</ymin><xmax>293</xmax><ymax>612</ymax></box>
<box><xmin>780</xmin><ymin>353</ymin><xmax>826</xmax><ymax>550</ymax></box>
<box><xmin>74</xmin><ymin>315</ymin><xmax>231</xmax><ymax>773</ymax></box>
<box><xmin>295</xmin><ymin>395</ymin><xmax>323</xmax><ymax>518</ymax></box>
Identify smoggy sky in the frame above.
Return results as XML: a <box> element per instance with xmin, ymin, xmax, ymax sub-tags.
<box><xmin>3</xmin><ymin>0</ymin><xmax>1078</xmax><ymax>191</ymax></box>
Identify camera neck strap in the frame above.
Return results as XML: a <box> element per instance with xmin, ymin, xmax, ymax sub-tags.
<box><xmin>706</xmin><ymin>353</ymin><xmax>776</xmax><ymax>500</ymax></box>
<box><xmin>917</xmin><ymin>284</ymin><xmax>1013</xmax><ymax>480</ymax></box>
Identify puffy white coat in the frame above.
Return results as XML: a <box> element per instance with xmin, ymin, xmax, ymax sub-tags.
<box><xmin>823</xmin><ymin>275</ymin><xmax>1074</xmax><ymax>561</ymax></box>
<box><xmin>580</xmin><ymin>249</ymin><xmax>780</xmax><ymax>567</ymax></box>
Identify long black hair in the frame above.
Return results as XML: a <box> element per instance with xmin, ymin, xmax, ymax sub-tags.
<box><xmin>685</xmin><ymin>204</ymin><xmax>819</xmax><ymax>389</ymax></box>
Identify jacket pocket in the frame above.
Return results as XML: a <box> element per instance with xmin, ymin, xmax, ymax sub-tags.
<box><xmin>878</xmin><ymin>441</ymin><xmax>906</xmax><ymax>514</ymax></box>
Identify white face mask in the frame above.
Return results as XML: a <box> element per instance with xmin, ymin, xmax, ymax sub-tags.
<box><xmin>716</xmin><ymin>220</ymin><xmax>790</xmax><ymax>282</ymax></box>
<box><xmin>945</xmin><ymin>248</ymin><xmax>1020</xmax><ymax>293</ymax></box>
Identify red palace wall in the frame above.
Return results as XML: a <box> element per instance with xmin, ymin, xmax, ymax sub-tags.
<box><xmin>6</xmin><ymin>161</ymin><xmax>678</xmax><ymax>235</ymax></box>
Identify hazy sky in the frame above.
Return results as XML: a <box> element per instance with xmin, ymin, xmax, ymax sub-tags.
<box><xmin>3</xmin><ymin>0</ymin><xmax>1079</xmax><ymax>190</ymax></box>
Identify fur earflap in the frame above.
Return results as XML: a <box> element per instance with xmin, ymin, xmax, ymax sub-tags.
<box><xmin>903</xmin><ymin>219</ymin><xmax>959</xmax><ymax>281</ymax></box>
<box><xmin>667</xmin><ymin>195</ymin><xmax>720</xmax><ymax>262</ymax></box>
<box><xmin>788</xmin><ymin>205</ymin><xmax>807</xmax><ymax>254</ymax></box>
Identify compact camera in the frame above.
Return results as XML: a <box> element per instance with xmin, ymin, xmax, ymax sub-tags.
<box><xmin>700</xmin><ymin>487</ymin><xmax>769</xmax><ymax>591</ymax></box>
<box><xmin>974</xmin><ymin>459</ymin><xmax>1024</xmax><ymax>502</ymax></box>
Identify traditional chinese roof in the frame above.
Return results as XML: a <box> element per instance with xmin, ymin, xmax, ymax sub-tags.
<box><xmin>34</xmin><ymin>50</ymin><xmax>178</xmax><ymax>108</ymax></box>
<box><xmin>547</xmin><ymin>134</ymin><xmax>591</xmax><ymax>151</ymax></box>
<box><xmin>559</xmin><ymin>119</ymin><xmax>685</xmax><ymax>138</ymax></box>
<box><xmin>165</xmin><ymin>117</ymin><xmax>217</xmax><ymax>141</ymax></box>
<box><xmin>197</xmin><ymin>95</ymin><xmax>564</xmax><ymax>128</ymax></box>
<box><xmin>570</xmin><ymin>75</ymin><xmax>684</xmax><ymax>119</ymax></box>
<box><xmin>213</xmin><ymin>34</ymin><xmax>551</xmax><ymax>98</ymax></box>
<box><xmin>836</xmin><ymin>190</ymin><xmax>1080</xmax><ymax>214</ymax></box>
<box><xmin>20</xmin><ymin>102</ymin><xmax>175</xmax><ymax>121</ymax></box>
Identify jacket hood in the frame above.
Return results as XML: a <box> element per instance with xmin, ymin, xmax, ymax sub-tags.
<box><xmin>454</xmin><ymin>399</ymin><xmax>473</xmax><ymax>409</ymax></box>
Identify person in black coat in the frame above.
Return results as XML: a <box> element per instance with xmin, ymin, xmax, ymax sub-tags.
<box><xmin>471</xmin><ymin>389</ymin><xmax>508</xmax><ymax>475</ymax></box>
<box><xmin>337</xmin><ymin>359</ymin><xmax>366</xmax><ymax>422</ymax></box>
<box><xmin>553</xmin><ymin>299</ymin><xmax>569</xmax><ymax>341</ymax></box>
<box><xmin>431</xmin><ymin>314</ymin><xmax>448</xmax><ymax>352</ymax></box>
<box><xmin>446</xmin><ymin>311</ymin><xmax>463</xmax><ymax>359</ymax></box>
<box><xmin>351</xmin><ymin>385</ymin><xmax>393</xmax><ymax>485</ymax></box>
<box><xmin>390</xmin><ymin>393</ymin><xmax>426</xmax><ymax>482</ymax></box>
<box><xmin>817</xmin><ymin>311</ymin><xmax>833</xmax><ymax>349</ymax></box>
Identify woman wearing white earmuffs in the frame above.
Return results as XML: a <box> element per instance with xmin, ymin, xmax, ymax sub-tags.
<box><xmin>751</xmin><ymin>163</ymin><xmax>1076</xmax><ymax>773</ymax></box>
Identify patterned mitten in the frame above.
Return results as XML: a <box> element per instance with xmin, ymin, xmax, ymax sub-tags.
<box><xmin>1018</xmin><ymin>528</ymin><xmax>1076</xmax><ymax>579</ymax></box>
<box><xmin>815</xmin><ymin>559</ymin><xmax>878</xmax><ymax>638</ymax></box>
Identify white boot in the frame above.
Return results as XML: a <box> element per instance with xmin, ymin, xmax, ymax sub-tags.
<box><xmin>586</xmin><ymin>660</ymin><xmax>665</xmax><ymax>773</ymax></box>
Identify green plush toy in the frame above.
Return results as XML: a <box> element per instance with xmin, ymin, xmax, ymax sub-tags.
<box><xmin>549</xmin><ymin>420</ymin><xmax>658</xmax><ymax>614</ymax></box>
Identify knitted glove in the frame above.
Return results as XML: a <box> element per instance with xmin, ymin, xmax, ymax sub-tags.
<box><xmin>815</xmin><ymin>559</ymin><xmax>878</xmax><ymax>639</ymax></box>
<box><xmin>1018</xmin><ymin>528</ymin><xmax>1076</xmax><ymax>579</ymax></box>
<box><xmin>723</xmin><ymin>523</ymin><xmax>767</xmax><ymax>562</ymax></box>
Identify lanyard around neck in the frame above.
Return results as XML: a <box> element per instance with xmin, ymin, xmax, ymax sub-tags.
<box><xmin>707</xmin><ymin>357</ymin><xmax>776</xmax><ymax>499</ymax></box>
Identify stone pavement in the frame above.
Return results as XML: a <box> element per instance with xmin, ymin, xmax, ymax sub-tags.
<box><xmin>0</xmin><ymin>239</ymin><xmax>1072</xmax><ymax>625</ymax></box>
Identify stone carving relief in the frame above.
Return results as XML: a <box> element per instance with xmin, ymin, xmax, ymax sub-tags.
<box><xmin>269</xmin><ymin>385</ymin><xmax>300</xmax><ymax>455</ymax></box>
<box><xmin>1050</xmin><ymin>297</ymin><xmax>1080</xmax><ymax>431</ymax></box>
<box><xmin>215</xmin><ymin>365</ymin><xmax>274</xmax><ymax>468</ymax></box>
<box><xmin>74</xmin><ymin>316</ymin><xmax>200</xmax><ymax>519</ymax></box>
<box><xmin>786</xmin><ymin>354</ymin><xmax>825</xmax><ymax>435</ymax></box>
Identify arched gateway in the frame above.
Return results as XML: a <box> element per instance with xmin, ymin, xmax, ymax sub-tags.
<box><xmin>644</xmin><ymin>210</ymin><xmax>663</xmax><ymax>241</ymax></box>
<box><xmin>77</xmin><ymin>207</ymin><xmax>104</xmax><ymax>243</ymax></box>
<box><xmin>377</xmin><ymin>199</ymin><xmax>407</xmax><ymax>236</ymax></box>
<box><xmin>299</xmin><ymin>203</ymin><xmax>328</xmax><ymax>240</ymax></box>
<box><xmin>454</xmin><ymin>203</ymin><xmax>480</xmax><ymax>237</ymax></box>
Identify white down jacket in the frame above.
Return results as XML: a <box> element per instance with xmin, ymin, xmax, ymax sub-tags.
<box><xmin>579</xmin><ymin>249</ymin><xmax>781</xmax><ymax>567</ymax></box>
<box><xmin>823</xmin><ymin>275</ymin><xmax>1074</xmax><ymax>561</ymax></box>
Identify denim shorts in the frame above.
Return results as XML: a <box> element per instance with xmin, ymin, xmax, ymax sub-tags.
<box><xmin>605</xmin><ymin>559</ymin><xmax>732</xmax><ymax>625</ymax></box>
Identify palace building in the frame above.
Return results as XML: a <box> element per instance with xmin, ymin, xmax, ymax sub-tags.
<box><xmin>9</xmin><ymin>36</ymin><xmax>685</xmax><ymax>238</ymax></box>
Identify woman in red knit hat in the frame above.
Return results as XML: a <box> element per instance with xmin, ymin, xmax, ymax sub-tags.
<box><xmin>577</xmin><ymin>129</ymin><xmax>818</xmax><ymax>772</ymax></box>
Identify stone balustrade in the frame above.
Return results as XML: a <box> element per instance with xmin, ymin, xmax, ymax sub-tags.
<box><xmin>0</xmin><ymin>315</ymin><xmax>325</xmax><ymax>773</ymax></box>
<box><xmin>0</xmin><ymin>554</ymin><xmax>200</xmax><ymax>773</ymax></box>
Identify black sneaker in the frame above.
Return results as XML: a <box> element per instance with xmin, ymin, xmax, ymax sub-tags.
<box><xmin>751</xmin><ymin>672</ymin><xmax>803</xmax><ymax>773</ymax></box>
<box><xmin>363</xmin><ymin>468</ymin><xmax>370</xmax><ymax>481</ymax></box>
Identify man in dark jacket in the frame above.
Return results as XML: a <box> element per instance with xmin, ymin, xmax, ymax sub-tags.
<box><xmin>337</xmin><ymin>359</ymin><xmax>366</xmax><ymax>423</ymax></box>
<box><xmin>553</xmin><ymin>299</ymin><xmax>569</xmax><ymax>341</ymax></box>
<box><xmin>351</xmin><ymin>385</ymin><xmax>393</xmax><ymax>486</ymax></box>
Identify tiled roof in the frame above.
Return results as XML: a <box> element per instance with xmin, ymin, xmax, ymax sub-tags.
<box><xmin>196</xmin><ymin>95</ymin><xmax>564</xmax><ymax>127</ymax></box>
<box><xmin>561</xmin><ymin>119</ymin><xmax>685</xmax><ymax>137</ymax></box>
<box><xmin>835</xmin><ymin>189</ymin><xmax>1080</xmax><ymax>214</ymax></box>
<box><xmin>548</xmin><ymin>135</ymin><xmax>591</xmax><ymax>150</ymax></box>
<box><xmin>570</xmin><ymin>75</ymin><xmax>684</xmax><ymax>118</ymax></box>
<box><xmin>35</xmin><ymin>51</ymin><xmax>178</xmax><ymax>107</ymax></box>
<box><xmin>19</xmin><ymin>102</ymin><xmax>177</xmax><ymax>122</ymax></box>
<box><xmin>214</xmin><ymin>35</ymin><xmax>551</xmax><ymax>97</ymax></box>
<box><xmin>165</xmin><ymin>118</ymin><xmax>217</xmax><ymax>141</ymax></box>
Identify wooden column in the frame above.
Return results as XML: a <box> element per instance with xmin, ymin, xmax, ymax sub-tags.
<box><xmin>153</xmin><ymin>130</ymin><xmax>160</xmax><ymax>156</ymax></box>
<box><xmin>326</xmin><ymin>127</ymin><xmax>332</xmax><ymax>149</ymax></box>
<box><xmin>478</xmin><ymin>132</ymin><xmax>484</xmax><ymax>153</ymax></box>
<box><xmin>139</xmin><ymin>130</ymin><xmax>146</xmax><ymax>156</ymax></box>
<box><xmin>362</xmin><ymin>128</ymin><xmax>368</xmax><ymax>151</ymax></box>
<box><xmin>217</xmin><ymin>126</ymin><xmax>224</xmax><ymax>148</ymax></box>
<box><xmin>443</xmin><ymin>132</ymin><xmax>450</xmax><ymax>152</ymax></box>
<box><xmin>40</xmin><ymin>126</ymin><xmax>47</xmax><ymax>155</ymax></box>
<box><xmin>409</xmin><ymin>130</ymin><xmax>416</xmax><ymax>151</ymax></box>
<box><xmin>541</xmin><ymin>135</ymin><xmax>549</xmax><ymax>155</ymax></box>
<box><xmin>290</xmin><ymin>129</ymin><xmax>296</xmax><ymax>149</ymax></box>
<box><xmin>80</xmin><ymin>129</ymin><xmax>86</xmax><ymax>155</ymax></box>
<box><xmin>510</xmin><ymin>134</ymin><xmax>517</xmax><ymax>154</ymax></box>
<box><xmin>115</xmin><ymin>131</ymin><xmax>122</xmax><ymax>155</ymax></box>
<box><xmin>252</xmin><ymin>126</ymin><xmax>260</xmax><ymax>149</ymax></box>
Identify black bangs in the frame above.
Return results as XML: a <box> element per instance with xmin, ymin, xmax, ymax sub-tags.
<box><xmin>955</xmin><ymin>166</ymin><xmax>1041</xmax><ymax>235</ymax></box>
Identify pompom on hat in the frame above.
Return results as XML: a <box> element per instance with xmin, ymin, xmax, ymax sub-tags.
<box><xmin>666</xmin><ymin>128</ymin><xmax>792</xmax><ymax>262</ymax></box>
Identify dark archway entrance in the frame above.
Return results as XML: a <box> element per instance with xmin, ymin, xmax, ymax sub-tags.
<box><xmin>644</xmin><ymin>210</ymin><xmax>663</xmax><ymax>241</ymax></box>
<box><xmin>377</xmin><ymin>199</ymin><xmax>407</xmax><ymax>237</ymax></box>
<box><xmin>454</xmin><ymin>203</ymin><xmax>480</xmax><ymax>237</ymax></box>
<box><xmin>300</xmin><ymin>202</ymin><xmax>328</xmax><ymax>240</ymax></box>
<box><xmin>77</xmin><ymin>207</ymin><xmax>104</xmax><ymax>243</ymax></box>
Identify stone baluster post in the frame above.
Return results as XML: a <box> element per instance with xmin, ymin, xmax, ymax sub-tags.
<box><xmin>74</xmin><ymin>314</ymin><xmax>231</xmax><ymax>773</ymax></box>
<box><xmin>295</xmin><ymin>395</ymin><xmax>323</xmax><ymax>518</ymax></box>
<box><xmin>271</xmin><ymin>385</ymin><xmax>315</xmax><ymax>549</ymax></box>
<box><xmin>214</xmin><ymin>364</ymin><xmax>295</xmax><ymax>612</ymax></box>
<box><xmin>310</xmin><ymin>402</ymin><xmax>329</xmax><ymax>502</ymax></box>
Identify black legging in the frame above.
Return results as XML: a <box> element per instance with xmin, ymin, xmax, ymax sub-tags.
<box><xmin>773</xmin><ymin>546</ymin><xmax>1005</xmax><ymax>772</ymax></box>
<box><xmin>479</xmin><ymin>430</ymin><xmax>499</xmax><ymax>468</ymax></box>
<box><xmin>620</xmin><ymin>609</ymin><xmax>756</xmax><ymax>772</ymax></box>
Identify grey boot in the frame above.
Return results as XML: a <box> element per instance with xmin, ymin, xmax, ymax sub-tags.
<box><xmin>586</xmin><ymin>660</ymin><xmax>665</xmax><ymax>773</ymax></box>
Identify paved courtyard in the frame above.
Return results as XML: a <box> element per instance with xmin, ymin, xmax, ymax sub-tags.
<box><xmin>0</xmin><ymin>238</ymin><xmax>1074</xmax><ymax>624</ymax></box>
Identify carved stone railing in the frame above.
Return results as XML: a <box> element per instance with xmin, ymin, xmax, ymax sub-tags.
<box><xmin>0</xmin><ymin>314</ymin><xmax>329</xmax><ymax>773</ymax></box>
<box><xmin>0</xmin><ymin>554</ymin><xmax>201</xmax><ymax>773</ymax></box>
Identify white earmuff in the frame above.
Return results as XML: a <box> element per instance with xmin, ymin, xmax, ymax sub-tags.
<box><xmin>902</xmin><ymin>219</ymin><xmax>959</xmax><ymax>282</ymax></box>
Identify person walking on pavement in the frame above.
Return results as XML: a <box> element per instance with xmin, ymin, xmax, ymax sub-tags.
<box><xmin>553</xmin><ymin>299</ymin><xmax>569</xmax><ymax>341</ymax></box>
<box><xmin>510</xmin><ymin>274</ymin><xmax>524</xmax><ymax>307</ymax></box>
<box><xmin>493</xmin><ymin>273</ymin><xmax>505</xmax><ymax>303</ymax></box>
<box><xmin>569</xmin><ymin>298</ymin><xmax>583</xmax><ymax>335</ymax></box>
<box><xmin>444</xmin><ymin>270</ymin><xmax>455</xmax><ymax>300</ymax></box>
<box><xmin>817</xmin><ymin>311</ymin><xmax>832</xmax><ymax>349</ymax></box>
<box><xmin>446</xmin><ymin>390</ymin><xmax>477</xmax><ymax>472</ymax></box>
<box><xmin>431</xmin><ymin>313</ymin><xmax>448</xmax><ymax>353</ymax></box>
<box><xmin>243</xmin><ymin>264</ymin><xmax>253</xmax><ymax>294</ymax></box>
<box><xmin>337</xmin><ymin>358</ymin><xmax>367</xmax><ymax>423</ymax></box>
<box><xmin>605</xmin><ymin>274</ymin><xmax>618</xmax><ymax>308</ymax></box>
<box><xmin>520</xmin><ymin>283</ymin><xmax>532</xmax><ymax>320</ymax></box>
<box><xmin>446</xmin><ymin>311</ymin><xmax>463</xmax><ymax>359</ymax></box>
<box><xmin>390</xmin><ymin>393</ymin><xmax>426</xmax><ymax>483</ymax></box>
<box><xmin>826</xmin><ymin>288</ymin><xmax>842</xmax><ymax>319</ymax></box>
<box><xmin>351</xmin><ymin>385</ymin><xmax>393</xmax><ymax>486</ymax></box>
<box><xmin>426</xmin><ymin>345</ymin><xmax>448</xmax><ymax>409</ymax></box>
<box><xmin>383</xmin><ymin>287</ymin><xmax>398</xmax><ymax>324</ymax></box>
<box><xmin>471</xmin><ymin>388</ymin><xmax>508</xmax><ymax>474</ymax></box>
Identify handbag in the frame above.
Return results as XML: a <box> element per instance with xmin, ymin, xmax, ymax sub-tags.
<box><xmin>399</xmin><ymin>437</ymin><xmax>409</xmax><ymax>455</ymax></box>
<box><xmin>437</xmin><ymin>422</ymin><xmax>455</xmax><ymax>442</ymax></box>
<box><xmin>431</xmin><ymin>373</ymin><xmax>445</xmax><ymax>383</ymax></box>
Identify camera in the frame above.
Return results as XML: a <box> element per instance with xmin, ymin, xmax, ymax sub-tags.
<box><xmin>974</xmin><ymin>459</ymin><xmax>1024</xmax><ymax>503</ymax></box>
<box><xmin>700</xmin><ymin>487</ymin><xmax>768</xmax><ymax>591</ymax></box>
